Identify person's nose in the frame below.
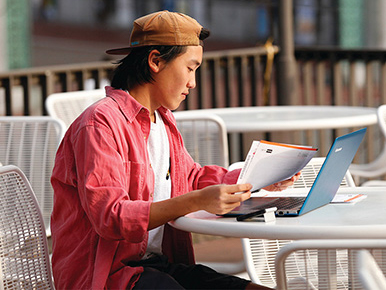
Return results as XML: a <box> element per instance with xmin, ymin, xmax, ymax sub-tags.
<box><xmin>187</xmin><ymin>74</ymin><xmax>196</xmax><ymax>89</ymax></box>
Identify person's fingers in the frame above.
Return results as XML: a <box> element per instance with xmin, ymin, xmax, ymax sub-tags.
<box><xmin>219</xmin><ymin>196</ymin><xmax>249</xmax><ymax>214</ymax></box>
<box><xmin>213</xmin><ymin>184</ymin><xmax>252</xmax><ymax>214</ymax></box>
<box><xmin>219</xmin><ymin>189</ymin><xmax>251</xmax><ymax>206</ymax></box>
<box><xmin>272</xmin><ymin>181</ymin><xmax>290</xmax><ymax>191</ymax></box>
<box><xmin>223</xmin><ymin>183</ymin><xmax>252</xmax><ymax>194</ymax></box>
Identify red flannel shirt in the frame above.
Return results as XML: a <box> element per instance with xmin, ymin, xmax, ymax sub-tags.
<box><xmin>51</xmin><ymin>87</ymin><xmax>236</xmax><ymax>289</ymax></box>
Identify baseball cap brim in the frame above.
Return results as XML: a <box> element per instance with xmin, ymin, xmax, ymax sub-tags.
<box><xmin>105</xmin><ymin>47</ymin><xmax>133</xmax><ymax>55</ymax></box>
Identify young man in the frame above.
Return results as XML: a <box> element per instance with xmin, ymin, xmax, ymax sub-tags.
<box><xmin>51</xmin><ymin>10</ymin><xmax>296</xmax><ymax>289</ymax></box>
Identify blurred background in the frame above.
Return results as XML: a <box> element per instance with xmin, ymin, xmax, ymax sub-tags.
<box><xmin>1</xmin><ymin>0</ymin><xmax>386</xmax><ymax>70</ymax></box>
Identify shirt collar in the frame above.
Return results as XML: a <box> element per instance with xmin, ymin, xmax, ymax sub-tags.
<box><xmin>104</xmin><ymin>86</ymin><xmax>175</xmax><ymax>124</ymax></box>
<box><xmin>105</xmin><ymin>86</ymin><xmax>147</xmax><ymax>123</ymax></box>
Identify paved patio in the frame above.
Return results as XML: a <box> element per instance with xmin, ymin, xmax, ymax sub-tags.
<box><xmin>193</xmin><ymin>235</ymin><xmax>249</xmax><ymax>278</ymax></box>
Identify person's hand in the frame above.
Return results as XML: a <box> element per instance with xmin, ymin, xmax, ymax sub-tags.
<box><xmin>149</xmin><ymin>183</ymin><xmax>252</xmax><ymax>229</ymax></box>
<box><xmin>262</xmin><ymin>171</ymin><xmax>301</xmax><ymax>192</ymax></box>
<box><xmin>195</xmin><ymin>183</ymin><xmax>252</xmax><ymax>215</ymax></box>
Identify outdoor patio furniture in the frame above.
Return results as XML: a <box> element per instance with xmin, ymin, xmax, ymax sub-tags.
<box><xmin>174</xmin><ymin>113</ymin><xmax>229</xmax><ymax>168</ymax></box>
<box><xmin>357</xmin><ymin>249</ymin><xmax>386</xmax><ymax>290</ymax></box>
<box><xmin>0</xmin><ymin>165</ymin><xmax>54</xmax><ymax>289</ymax></box>
<box><xmin>0</xmin><ymin>116</ymin><xmax>65</xmax><ymax>236</ymax></box>
<box><xmin>236</xmin><ymin>157</ymin><xmax>355</xmax><ymax>288</ymax></box>
<box><xmin>275</xmin><ymin>239</ymin><xmax>386</xmax><ymax>290</ymax></box>
<box><xmin>350</xmin><ymin>104</ymin><xmax>386</xmax><ymax>186</ymax></box>
<box><xmin>45</xmin><ymin>89</ymin><xmax>105</xmax><ymax>128</ymax></box>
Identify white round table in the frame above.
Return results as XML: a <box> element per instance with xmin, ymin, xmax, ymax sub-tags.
<box><xmin>169</xmin><ymin>187</ymin><xmax>386</xmax><ymax>240</ymax></box>
<box><xmin>174</xmin><ymin>106</ymin><xmax>378</xmax><ymax>162</ymax></box>
<box><xmin>174</xmin><ymin>106</ymin><xmax>377</xmax><ymax>133</ymax></box>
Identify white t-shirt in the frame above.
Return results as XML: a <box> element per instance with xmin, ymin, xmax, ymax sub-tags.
<box><xmin>145</xmin><ymin>110</ymin><xmax>171</xmax><ymax>257</ymax></box>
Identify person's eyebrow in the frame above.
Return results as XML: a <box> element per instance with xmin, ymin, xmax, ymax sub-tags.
<box><xmin>190</xmin><ymin>59</ymin><xmax>201</xmax><ymax>67</ymax></box>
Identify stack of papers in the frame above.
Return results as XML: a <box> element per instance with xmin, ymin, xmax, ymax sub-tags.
<box><xmin>331</xmin><ymin>194</ymin><xmax>367</xmax><ymax>203</ymax></box>
<box><xmin>237</xmin><ymin>140</ymin><xmax>318</xmax><ymax>192</ymax></box>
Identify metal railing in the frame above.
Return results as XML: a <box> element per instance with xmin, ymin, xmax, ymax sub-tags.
<box><xmin>0</xmin><ymin>46</ymin><xmax>278</xmax><ymax>116</ymax></box>
<box><xmin>292</xmin><ymin>48</ymin><xmax>386</xmax><ymax>173</ymax></box>
<box><xmin>4</xmin><ymin>47</ymin><xmax>385</xmax><ymax>113</ymax></box>
<box><xmin>294</xmin><ymin>47</ymin><xmax>386</xmax><ymax>107</ymax></box>
<box><xmin>0</xmin><ymin>61</ymin><xmax>114</xmax><ymax>116</ymax></box>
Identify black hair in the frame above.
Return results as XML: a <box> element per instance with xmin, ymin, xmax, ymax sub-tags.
<box><xmin>110</xmin><ymin>46</ymin><xmax>187</xmax><ymax>91</ymax></box>
<box><xmin>110</xmin><ymin>28</ymin><xmax>210</xmax><ymax>91</ymax></box>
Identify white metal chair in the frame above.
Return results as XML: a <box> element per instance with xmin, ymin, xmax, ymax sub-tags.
<box><xmin>357</xmin><ymin>249</ymin><xmax>386</xmax><ymax>290</ymax></box>
<box><xmin>275</xmin><ymin>239</ymin><xmax>386</xmax><ymax>290</ymax></box>
<box><xmin>350</xmin><ymin>104</ymin><xmax>386</xmax><ymax>186</ymax></box>
<box><xmin>174</xmin><ymin>113</ymin><xmax>229</xmax><ymax>168</ymax></box>
<box><xmin>0</xmin><ymin>165</ymin><xmax>54</xmax><ymax>289</ymax></box>
<box><xmin>0</xmin><ymin>116</ymin><xmax>65</xmax><ymax>236</ymax></box>
<box><xmin>237</xmin><ymin>157</ymin><xmax>355</xmax><ymax>288</ymax></box>
<box><xmin>45</xmin><ymin>89</ymin><xmax>105</xmax><ymax>128</ymax></box>
<box><xmin>173</xmin><ymin>113</ymin><xmax>233</xmax><ymax>272</ymax></box>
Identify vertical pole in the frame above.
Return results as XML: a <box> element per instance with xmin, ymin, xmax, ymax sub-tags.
<box><xmin>0</xmin><ymin>0</ymin><xmax>7</xmax><ymax>71</ymax></box>
<box><xmin>5</xmin><ymin>0</ymin><xmax>31</xmax><ymax>70</ymax></box>
<box><xmin>277</xmin><ymin>0</ymin><xmax>297</xmax><ymax>105</ymax></box>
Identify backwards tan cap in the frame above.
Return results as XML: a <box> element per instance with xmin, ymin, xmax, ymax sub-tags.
<box><xmin>106</xmin><ymin>10</ymin><xmax>206</xmax><ymax>55</ymax></box>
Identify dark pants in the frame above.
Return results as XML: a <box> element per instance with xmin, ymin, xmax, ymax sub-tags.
<box><xmin>129</xmin><ymin>254</ymin><xmax>251</xmax><ymax>289</ymax></box>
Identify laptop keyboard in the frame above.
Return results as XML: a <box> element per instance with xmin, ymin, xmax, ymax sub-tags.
<box><xmin>267</xmin><ymin>197</ymin><xmax>306</xmax><ymax>209</ymax></box>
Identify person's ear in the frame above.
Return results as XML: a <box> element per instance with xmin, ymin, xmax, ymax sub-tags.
<box><xmin>148</xmin><ymin>49</ymin><xmax>163</xmax><ymax>73</ymax></box>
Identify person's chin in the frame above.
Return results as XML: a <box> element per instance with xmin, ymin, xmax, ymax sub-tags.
<box><xmin>170</xmin><ymin>99</ymin><xmax>185</xmax><ymax>111</ymax></box>
<box><xmin>170</xmin><ymin>104</ymin><xmax>182</xmax><ymax>111</ymax></box>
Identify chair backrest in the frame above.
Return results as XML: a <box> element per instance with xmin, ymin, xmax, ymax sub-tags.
<box><xmin>274</xmin><ymin>239</ymin><xmax>386</xmax><ymax>290</ymax></box>
<box><xmin>45</xmin><ymin>89</ymin><xmax>105</xmax><ymax>128</ymax></box>
<box><xmin>0</xmin><ymin>116</ymin><xmax>65</xmax><ymax>235</ymax></box>
<box><xmin>290</xmin><ymin>157</ymin><xmax>356</xmax><ymax>188</ymax></box>
<box><xmin>377</xmin><ymin>104</ymin><xmax>386</xmax><ymax>137</ymax></box>
<box><xmin>0</xmin><ymin>165</ymin><xmax>54</xmax><ymax>290</ymax></box>
<box><xmin>240</xmin><ymin>156</ymin><xmax>356</xmax><ymax>288</ymax></box>
<box><xmin>349</xmin><ymin>104</ymin><xmax>386</xmax><ymax>183</ymax></box>
<box><xmin>174</xmin><ymin>113</ymin><xmax>229</xmax><ymax>168</ymax></box>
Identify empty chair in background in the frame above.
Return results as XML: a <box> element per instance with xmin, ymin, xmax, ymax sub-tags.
<box><xmin>0</xmin><ymin>116</ymin><xmax>65</xmax><ymax>236</ymax></box>
<box><xmin>350</xmin><ymin>104</ymin><xmax>386</xmax><ymax>186</ymax></box>
<box><xmin>174</xmin><ymin>112</ymin><xmax>229</xmax><ymax>168</ymax></box>
<box><xmin>45</xmin><ymin>89</ymin><xmax>105</xmax><ymax>128</ymax></box>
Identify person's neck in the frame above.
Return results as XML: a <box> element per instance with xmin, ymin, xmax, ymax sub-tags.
<box><xmin>129</xmin><ymin>85</ymin><xmax>157</xmax><ymax>123</ymax></box>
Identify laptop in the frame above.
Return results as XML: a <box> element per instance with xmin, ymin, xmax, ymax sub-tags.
<box><xmin>225</xmin><ymin>128</ymin><xmax>367</xmax><ymax>217</ymax></box>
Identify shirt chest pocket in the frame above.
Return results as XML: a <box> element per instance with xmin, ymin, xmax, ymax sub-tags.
<box><xmin>124</xmin><ymin>161</ymin><xmax>150</xmax><ymax>199</ymax></box>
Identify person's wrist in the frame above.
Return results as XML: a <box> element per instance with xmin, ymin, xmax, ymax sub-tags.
<box><xmin>184</xmin><ymin>190</ymin><xmax>202</xmax><ymax>213</ymax></box>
